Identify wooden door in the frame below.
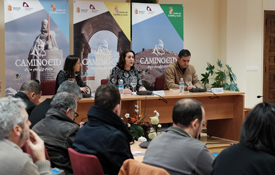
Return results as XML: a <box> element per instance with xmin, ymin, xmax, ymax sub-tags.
<box><xmin>263</xmin><ymin>11</ymin><xmax>275</xmax><ymax>103</ymax></box>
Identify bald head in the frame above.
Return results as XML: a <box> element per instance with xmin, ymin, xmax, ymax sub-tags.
<box><xmin>172</xmin><ymin>98</ymin><xmax>203</xmax><ymax>127</ymax></box>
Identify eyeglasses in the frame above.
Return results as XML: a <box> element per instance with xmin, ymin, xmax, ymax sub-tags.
<box><xmin>71</xmin><ymin>109</ymin><xmax>79</xmax><ymax>119</ymax></box>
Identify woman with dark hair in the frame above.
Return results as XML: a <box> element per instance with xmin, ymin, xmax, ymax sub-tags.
<box><xmin>55</xmin><ymin>55</ymin><xmax>88</xmax><ymax>93</ymax></box>
<box><xmin>109</xmin><ymin>50</ymin><xmax>146</xmax><ymax>94</ymax></box>
<box><xmin>212</xmin><ymin>102</ymin><xmax>275</xmax><ymax>175</ymax></box>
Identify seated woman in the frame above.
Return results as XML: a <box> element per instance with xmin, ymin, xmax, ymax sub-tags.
<box><xmin>55</xmin><ymin>55</ymin><xmax>88</xmax><ymax>93</ymax></box>
<box><xmin>212</xmin><ymin>102</ymin><xmax>275</xmax><ymax>175</ymax></box>
<box><xmin>109</xmin><ymin>50</ymin><xmax>146</xmax><ymax>94</ymax></box>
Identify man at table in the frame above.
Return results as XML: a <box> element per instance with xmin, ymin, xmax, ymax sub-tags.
<box><xmin>164</xmin><ymin>49</ymin><xmax>202</xmax><ymax>90</ymax></box>
<box><xmin>143</xmin><ymin>98</ymin><xmax>214</xmax><ymax>175</ymax></box>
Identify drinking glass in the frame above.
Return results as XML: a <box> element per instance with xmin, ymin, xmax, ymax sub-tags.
<box><xmin>130</xmin><ymin>76</ymin><xmax>137</xmax><ymax>93</ymax></box>
<box><xmin>185</xmin><ymin>75</ymin><xmax>192</xmax><ymax>88</ymax></box>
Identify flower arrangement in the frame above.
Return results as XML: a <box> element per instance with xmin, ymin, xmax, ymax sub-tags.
<box><xmin>123</xmin><ymin>105</ymin><xmax>162</xmax><ymax>142</ymax></box>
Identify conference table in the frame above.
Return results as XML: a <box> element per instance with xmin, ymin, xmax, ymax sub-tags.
<box><xmin>40</xmin><ymin>90</ymin><xmax>245</xmax><ymax>141</ymax></box>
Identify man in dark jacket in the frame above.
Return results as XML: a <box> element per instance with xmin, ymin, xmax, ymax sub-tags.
<box><xmin>13</xmin><ymin>80</ymin><xmax>42</xmax><ymax>115</ymax></box>
<box><xmin>33</xmin><ymin>92</ymin><xmax>80</xmax><ymax>175</ymax></box>
<box><xmin>73</xmin><ymin>84</ymin><xmax>133</xmax><ymax>175</ymax></box>
<box><xmin>29</xmin><ymin>80</ymin><xmax>82</xmax><ymax>128</ymax></box>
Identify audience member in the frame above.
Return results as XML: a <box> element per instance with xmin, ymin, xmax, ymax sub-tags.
<box><xmin>212</xmin><ymin>102</ymin><xmax>275</xmax><ymax>175</ymax></box>
<box><xmin>143</xmin><ymin>98</ymin><xmax>213</xmax><ymax>175</ymax></box>
<box><xmin>0</xmin><ymin>97</ymin><xmax>51</xmax><ymax>175</ymax></box>
<box><xmin>29</xmin><ymin>80</ymin><xmax>82</xmax><ymax>128</ymax></box>
<box><xmin>32</xmin><ymin>92</ymin><xmax>80</xmax><ymax>174</ymax></box>
<box><xmin>164</xmin><ymin>49</ymin><xmax>202</xmax><ymax>90</ymax></box>
<box><xmin>13</xmin><ymin>80</ymin><xmax>42</xmax><ymax>115</ymax></box>
<box><xmin>109</xmin><ymin>50</ymin><xmax>146</xmax><ymax>94</ymax></box>
<box><xmin>73</xmin><ymin>84</ymin><xmax>133</xmax><ymax>175</ymax></box>
<box><xmin>55</xmin><ymin>55</ymin><xmax>88</xmax><ymax>94</ymax></box>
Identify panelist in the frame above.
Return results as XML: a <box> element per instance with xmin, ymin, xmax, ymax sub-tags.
<box><xmin>109</xmin><ymin>50</ymin><xmax>146</xmax><ymax>94</ymax></box>
<box><xmin>55</xmin><ymin>55</ymin><xmax>89</xmax><ymax>94</ymax></box>
<box><xmin>164</xmin><ymin>49</ymin><xmax>202</xmax><ymax>90</ymax></box>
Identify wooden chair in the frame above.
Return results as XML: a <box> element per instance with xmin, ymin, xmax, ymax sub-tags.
<box><xmin>68</xmin><ymin>148</ymin><xmax>104</xmax><ymax>175</ymax></box>
<box><xmin>118</xmin><ymin>159</ymin><xmax>169</xmax><ymax>175</ymax></box>
<box><xmin>155</xmin><ymin>77</ymin><xmax>165</xmax><ymax>90</ymax></box>
<box><xmin>101</xmin><ymin>79</ymin><xmax>109</xmax><ymax>85</ymax></box>
<box><xmin>41</xmin><ymin>80</ymin><xmax>56</xmax><ymax>95</ymax></box>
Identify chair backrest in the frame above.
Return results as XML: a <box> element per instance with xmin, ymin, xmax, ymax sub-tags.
<box><xmin>68</xmin><ymin>148</ymin><xmax>104</xmax><ymax>175</ymax></box>
<box><xmin>41</xmin><ymin>80</ymin><xmax>56</xmax><ymax>95</ymax></box>
<box><xmin>118</xmin><ymin>159</ymin><xmax>169</xmax><ymax>175</ymax></box>
<box><xmin>101</xmin><ymin>79</ymin><xmax>109</xmax><ymax>85</ymax></box>
<box><xmin>21</xmin><ymin>143</ymin><xmax>50</xmax><ymax>165</ymax></box>
<box><xmin>155</xmin><ymin>77</ymin><xmax>165</xmax><ymax>90</ymax></box>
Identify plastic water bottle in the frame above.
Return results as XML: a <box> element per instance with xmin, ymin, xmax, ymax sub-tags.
<box><xmin>179</xmin><ymin>78</ymin><xmax>184</xmax><ymax>94</ymax></box>
<box><xmin>118</xmin><ymin>79</ymin><xmax>124</xmax><ymax>95</ymax></box>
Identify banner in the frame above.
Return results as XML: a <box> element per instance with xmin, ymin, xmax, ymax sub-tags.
<box><xmin>132</xmin><ymin>3</ymin><xmax>183</xmax><ymax>90</ymax></box>
<box><xmin>4</xmin><ymin>0</ymin><xmax>69</xmax><ymax>96</ymax></box>
<box><xmin>74</xmin><ymin>1</ymin><xmax>131</xmax><ymax>91</ymax></box>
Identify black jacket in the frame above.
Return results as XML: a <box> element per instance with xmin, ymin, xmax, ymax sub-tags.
<box><xmin>33</xmin><ymin>108</ymin><xmax>79</xmax><ymax>175</ymax></box>
<box><xmin>29</xmin><ymin>97</ymin><xmax>53</xmax><ymax>129</ymax></box>
<box><xmin>72</xmin><ymin>105</ymin><xmax>133</xmax><ymax>175</ymax></box>
<box><xmin>13</xmin><ymin>91</ymin><xmax>36</xmax><ymax>116</ymax></box>
<box><xmin>55</xmin><ymin>70</ymin><xmax>86</xmax><ymax>93</ymax></box>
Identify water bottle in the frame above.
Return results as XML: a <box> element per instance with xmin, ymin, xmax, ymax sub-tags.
<box><xmin>118</xmin><ymin>79</ymin><xmax>124</xmax><ymax>95</ymax></box>
<box><xmin>179</xmin><ymin>78</ymin><xmax>184</xmax><ymax>94</ymax></box>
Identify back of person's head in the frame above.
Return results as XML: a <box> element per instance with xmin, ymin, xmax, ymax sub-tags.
<box><xmin>95</xmin><ymin>84</ymin><xmax>120</xmax><ymax>111</ymax></box>
<box><xmin>172</xmin><ymin>98</ymin><xmax>203</xmax><ymax>127</ymax></box>
<box><xmin>63</xmin><ymin>55</ymin><xmax>79</xmax><ymax>76</ymax></box>
<box><xmin>51</xmin><ymin>92</ymin><xmax>77</xmax><ymax>113</ymax></box>
<box><xmin>178</xmin><ymin>49</ymin><xmax>191</xmax><ymax>58</ymax></box>
<box><xmin>240</xmin><ymin>102</ymin><xmax>275</xmax><ymax>156</ymax></box>
<box><xmin>20</xmin><ymin>80</ymin><xmax>42</xmax><ymax>95</ymax></box>
<box><xmin>116</xmin><ymin>50</ymin><xmax>135</xmax><ymax>69</ymax></box>
<box><xmin>57</xmin><ymin>80</ymin><xmax>82</xmax><ymax>99</ymax></box>
<box><xmin>0</xmin><ymin>97</ymin><xmax>26</xmax><ymax>139</ymax></box>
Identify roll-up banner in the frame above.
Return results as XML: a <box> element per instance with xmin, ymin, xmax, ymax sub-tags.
<box><xmin>4</xmin><ymin>0</ymin><xmax>69</xmax><ymax>96</ymax></box>
<box><xmin>132</xmin><ymin>3</ymin><xmax>183</xmax><ymax>90</ymax></box>
<box><xmin>73</xmin><ymin>1</ymin><xmax>131</xmax><ymax>91</ymax></box>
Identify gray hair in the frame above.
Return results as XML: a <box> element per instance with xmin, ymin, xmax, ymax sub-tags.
<box><xmin>56</xmin><ymin>80</ymin><xmax>82</xmax><ymax>99</ymax></box>
<box><xmin>20</xmin><ymin>80</ymin><xmax>42</xmax><ymax>95</ymax></box>
<box><xmin>0</xmin><ymin>97</ymin><xmax>27</xmax><ymax>139</ymax></box>
<box><xmin>50</xmin><ymin>92</ymin><xmax>77</xmax><ymax>113</ymax></box>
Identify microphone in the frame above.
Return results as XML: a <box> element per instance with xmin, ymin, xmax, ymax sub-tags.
<box><xmin>257</xmin><ymin>95</ymin><xmax>275</xmax><ymax>102</ymax></box>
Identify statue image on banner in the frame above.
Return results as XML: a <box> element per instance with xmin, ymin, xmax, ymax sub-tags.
<box><xmin>28</xmin><ymin>17</ymin><xmax>63</xmax><ymax>82</ymax></box>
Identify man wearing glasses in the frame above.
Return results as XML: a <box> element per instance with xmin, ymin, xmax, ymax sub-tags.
<box><xmin>32</xmin><ymin>92</ymin><xmax>80</xmax><ymax>175</ymax></box>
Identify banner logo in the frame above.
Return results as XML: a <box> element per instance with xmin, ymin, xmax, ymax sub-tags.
<box><xmin>115</xmin><ymin>6</ymin><xmax>119</xmax><ymax>14</ymax></box>
<box><xmin>8</xmin><ymin>5</ymin><xmax>12</xmax><ymax>11</ymax></box>
<box><xmin>16</xmin><ymin>74</ymin><xmax>22</xmax><ymax>79</ymax></box>
<box><xmin>23</xmin><ymin>2</ymin><xmax>29</xmax><ymax>7</ymax></box>
<box><xmin>135</xmin><ymin>9</ymin><xmax>138</xmax><ymax>14</ymax></box>
<box><xmin>76</xmin><ymin>7</ymin><xmax>80</xmax><ymax>13</ymax></box>
<box><xmin>90</xmin><ymin>4</ymin><xmax>95</xmax><ymax>10</ymax></box>
<box><xmin>152</xmin><ymin>40</ymin><xmax>165</xmax><ymax>56</ymax></box>
<box><xmin>169</xmin><ymin>7</ymin><xmax>173</xmax><ymax>14</ymax></box>
<box><xmin>146</xmin><ymin>6</ymin><xmax>152</xmax><ymax>11</ymax></box>
<box><xmin>51</xmin><ymin>3</ymin><xmax>56</xmax><ymax>11</ymax></box>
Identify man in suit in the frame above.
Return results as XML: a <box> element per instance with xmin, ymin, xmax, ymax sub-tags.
<box><xmin>0</xmin><ymin>97</ymin><xmax>51</xmax><ymax>175</ymax></box>
<box><xmin>13</xmin><ymin>80</ymin><xmax>42</xmax><ymax>115</ymax></box>
<box><xmin>164</xmin><ymin>49</ymin><xmax>202</xmax><ymax>90</ymax></box>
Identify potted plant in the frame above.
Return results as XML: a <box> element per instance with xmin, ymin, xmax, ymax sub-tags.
<box><xmin>200</xmin><ymin>59</ymin><xmax>239</xmax><ymax>91</ymax></box>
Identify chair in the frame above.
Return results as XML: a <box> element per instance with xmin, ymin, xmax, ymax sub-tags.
<box><xmin>101</xmin><ymin>79</ymin><xmax>109</xmax><ymax>85</ymax></box>
<box><xmin>68</xmin><ymin>148</ymin><xmax>104</xmax><ymax>175</ymax></box>
<box><xmin>41</xmin><ymin>80</ymin><xmax>56</xmax><ymax>95</ymax></box>
<box><xmin>118</xmin><ymin>159</ymin><xmax>169</xmax><ymax>175</ymax></box>
<box><xmin>155</xmin><ymin>77</ymin><xmax>165</xmax><ymax>90</ymax></box>
<box><xmin>21</xmin><ymin>143</ymin><xmax>50</xmax><ymax>164</ymax></box>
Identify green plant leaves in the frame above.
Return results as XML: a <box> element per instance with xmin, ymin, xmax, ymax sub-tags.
<box><xmin>130</xmin><ymin>123</ymin><xmax>144</xmax><ymax>139</ymax></box>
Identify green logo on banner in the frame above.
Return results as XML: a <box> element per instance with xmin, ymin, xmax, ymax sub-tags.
<box><xmin>160</xmin><ymin>4</ymin><xmax>183</xmax><ymax>41</ymax></box>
